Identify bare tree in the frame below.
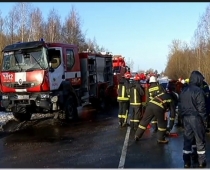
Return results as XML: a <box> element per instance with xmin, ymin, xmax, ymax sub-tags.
<box><xmin>15</xmin><ymin>2</ymin><xmax>32</xmax><ymax>42</ymax></box>
<box><xmin>61</xmin><ymin>5</ymin><xmax>86</xmax><ymax>49</ymax></box>
<box><xmin>0</xmin><ymin>10</ymin><xmax>4</xmax><ymax>51</ymax></box>
<box><xmin>44</xmin><ymin>8</ymin><xmax>62</xmax><ymax>42</ymax></box>
<box><xmin>4</xmin><ymin>5</ymin><xmax>19</xmax><ymax>44</ymax></box>
<box><xmin>125</xmin><ymin>57</ymin><xmax>134</xmax><ymax>71</ymax></box>
<box><xmin>28</xmin><ymin>7</ymin><xmax>44</xmax><ymax>41</ymax></box>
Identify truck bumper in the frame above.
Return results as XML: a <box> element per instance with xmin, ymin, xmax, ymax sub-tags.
<box><xmin>1</xmin><ymin>93</ymin><xmax>59</xmax><ymax>112</ymax></box>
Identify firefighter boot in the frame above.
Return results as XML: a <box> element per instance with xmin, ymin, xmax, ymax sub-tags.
<box><xmin>199</xmin><ymin>161</ymin><xmax>207</xmax><ymax>168</ymax></box>
<box><xmin>134</xmin><ymin>127</ymin><xmax>145</xmax><ymax>141</ymax></box>
<box><xmin>157</xmin><ymin>139</ymin><xmax>168</xmax><ymax>144</ymax></box>
<box><xmin>191</xmin><ymin>148</ymin><xmax>199</xmax><ymax>166</ymax></box>
<box><xmin>198</xmin><ymin>154</ymin><xmax>207</xmax><ymax>168</ymax></box>
<box><xmin>157</xmin><ymin>130</ymin><xmax>168</xmax><ymax>144</ymax></box>
<box><xmin>183</xmin><ymin>154</ymin><xmax>191</xmax><ymax>168</ymax></box>
<box><xmin>184</xmin><ymin>163</ymin><xmax>191</xmax><ymax>168</ymax></box>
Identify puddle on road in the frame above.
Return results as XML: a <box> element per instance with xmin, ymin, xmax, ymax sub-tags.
<box><xmin>4</xmin><ymin>125</ymin><xmax>75</xmax><ymax>144</ymax></box>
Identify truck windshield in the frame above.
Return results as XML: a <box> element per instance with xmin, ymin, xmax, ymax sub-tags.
<box><xmin>2</xmin><ymin>47</ymin><xmax>48</xmax><ymax>72</ymax></box>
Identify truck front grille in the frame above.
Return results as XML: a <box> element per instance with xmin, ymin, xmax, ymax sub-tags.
<box><xmin>3</xmin><ymin>82</ymin><xmax>33</xmax><ymax>89</ymax></box>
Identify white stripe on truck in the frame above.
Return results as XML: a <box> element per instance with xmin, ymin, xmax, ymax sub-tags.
<box><xmin>65</xmin><ymin>71</ymin><xmax>81</xmax><ymax>79</ymax></box>
<box><xmin>15</xmin><ymin>72</ymin><xmax>26</xmax><ymax>82</ymax></box>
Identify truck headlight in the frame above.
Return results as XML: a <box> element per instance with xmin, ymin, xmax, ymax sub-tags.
<box><xmin>51</xmin><ymin>96</ymin><xmax>58</xmax><ymax>103</ymax></box>
<box><xmin>2</xmin><ymin>95</ymin><xmax>8</xmax><ymax>99</ymax></box>
<box><xmin>40</xmin><ymin>94</ymin><xmax>50</xmax><ymax>99</ymax></box>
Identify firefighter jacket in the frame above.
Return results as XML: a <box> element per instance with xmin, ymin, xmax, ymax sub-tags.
<box><xmin>129</xmin><ymin>81</ymin><xmax>145</xmax><ymax>106</ymax></box>
<box><xmin>149</xmin><ymin>92</ymin><xmax>176</xmax><ymax>129</ymax></box>
<box><xmin>117</xmin><ymin>78</ymin><xmax>129</xmax><ymax>101</ymax></box>
<box><xmin>124</xmin><ymin>79</ymin><xmax>130</xmax><ymax>98</ymax></box>
<box><xmin>147</xmin><ymin>82</ymin><xmax>166</xmax><ymax>101</ymax></box>
<box><xmin>179</xmin><ymin>71</ymin><xmax>207</xmax><ymax>124</ymax></box>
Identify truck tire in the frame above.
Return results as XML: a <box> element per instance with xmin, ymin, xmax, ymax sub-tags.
<box><xmin>12</xmin><ymin>107</ymin><xmax>32</xmax><ymax>122</ymax></box>
<box><xmin>59</xmin><ymin>95</ymin><xmax>78</xmax><ymax>121</ymax></box>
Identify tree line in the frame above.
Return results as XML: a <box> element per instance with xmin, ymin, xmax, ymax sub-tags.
<box><xmin>0</xmin><ymin>2</ymin><xmax>107</xmax><ymax>65</ymax></box>
<box><xmin>164</xmin><ymin>3</ymin><xmax>210</xmax><ymax>83</ymax></box>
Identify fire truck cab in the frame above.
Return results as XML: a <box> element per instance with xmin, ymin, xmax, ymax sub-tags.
<box><xmin>0</xmin><ymin>40</ymin><xmax>113</xmax><ymax>122</ymax></box>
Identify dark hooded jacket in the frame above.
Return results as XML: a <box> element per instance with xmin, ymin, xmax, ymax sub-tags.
<box><xmin>179</xmin><ymin>71</ymin><xmax>207</xmax><ymax>123</ymax></box>
<box><xmin>201</xmin><ymin>80</ymin><xmax>210</xmax><ymax>114</ymax></box>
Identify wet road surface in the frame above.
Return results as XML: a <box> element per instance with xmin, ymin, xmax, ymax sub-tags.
<box><xmin>0</xmin><ymin>105</ymin><xmax>210</xmax><ymax>168</ymax></box>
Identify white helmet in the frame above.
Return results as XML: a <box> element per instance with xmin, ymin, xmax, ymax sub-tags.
<box><xmin>149</xmin><ymin>76</ymin><xmax>157</xmax><ymax>83</ymax></box>
<box><xmin>181</xmin><ymin>79</ymin><xmax>185</xmax><ymax>84</ymax></box>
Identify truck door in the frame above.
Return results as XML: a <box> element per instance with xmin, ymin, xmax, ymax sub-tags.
<box><xmin>48</xmin><ymin>47</ymin><xmax>65</xmax><ymax>90</ymax></box>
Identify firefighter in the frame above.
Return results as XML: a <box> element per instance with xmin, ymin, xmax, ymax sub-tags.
<box><xmin>117</xmin><ymin>73</ymin><xmax>131</xmax><ymax>127</ymax></box>
<box><xmin>129</xmin><ymin>74</ymin><xmax>145</xmax><ymax>130</ymax></box>
<box><xmin>179</xmin><ymin>71</ymin><xmax>207</xmax><ymax>168</ymax></box>
<box><xmin>134</xmin><ymin>91</ymin><xmax>176</xmax><ymax>144</ymax></box>
<box><xmin>148</xmin><ymin>76</ymin><xmax>166</xmax><ymax>133</ymax></box>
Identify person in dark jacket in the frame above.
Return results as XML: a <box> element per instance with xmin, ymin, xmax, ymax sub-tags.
<box><xmin>117</xmin><ymin>73</ymin><xmax>130</xmax><ymax>127</ymax></box>
<box><xmin>148</xmin><ymin>76</ymin><xmax>166</xmax><ymax>133</ymax></box>
<box><xmin>129</xmin><ymin>74</ymin><xmax>145</xmax><ymax>130</ymax></box>
<box><xmin>202</xmin><ymin>80</ymin><xmax>210</xmax><ymax>130</ymax></box>
<box><xmin>179</xmin><ymin>70</ymin><xmax>207</xmax><ymax>168</ymax></box>
<box><xmin>134</xmin><ymin>91</ymin><xmax>176</xmax><ymax>144</ymax></box>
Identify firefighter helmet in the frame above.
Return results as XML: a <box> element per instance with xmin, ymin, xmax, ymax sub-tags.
<box><xmin>124</xmin><ymin>72</ymin><xmax>131</xmax><ymax>79</ymax></box>
<box><xmin>181</xmin><ymin>79</ymin><xmax>185</xmax><ymax>84</ymax></box>
<box><xmin>139</xmin><ymin>73</ymin><xmax>146</xmax><ymax>80</ymax></box>
<box><xmin>134</xmin><ymin>74</ymin><xmax>141</xmax><ymax>81</ymax></box>
<box><xmin>149</xmin><ymin>76</ymin><xmax>157</xmax><ymax>83</ymax></box>
<box><xmin>185</xmin><ymin>78</ymin><xmax>189</xmax><ymax>84</ymax></box>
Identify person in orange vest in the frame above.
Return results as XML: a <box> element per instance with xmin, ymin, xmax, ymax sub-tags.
<box><xmin>117</xmin><ymin>71</ymin><xmax>131</xmax><ymax>127</ymax></box>
<box><xmin>129</xmin><ymin>74</ymin><xmax>145</xmax><ymax>130</ymax></box>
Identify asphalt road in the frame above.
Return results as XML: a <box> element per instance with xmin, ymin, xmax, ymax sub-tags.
<box><xmin>0</xmin><ymin>105</ymin><xmax>210</xmax><ymax>168</ymax></box>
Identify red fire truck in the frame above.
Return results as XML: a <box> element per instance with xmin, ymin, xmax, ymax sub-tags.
<box><xmin>0</xmin><ymin>40</ymin><xmax>114</xmax><ymax>122</ymax></box>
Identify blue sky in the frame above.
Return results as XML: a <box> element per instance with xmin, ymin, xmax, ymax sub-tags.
<box><xmin>0</xmin><ymin>2</ymin><xmax>209</xmax><ymax>73</ymax></box>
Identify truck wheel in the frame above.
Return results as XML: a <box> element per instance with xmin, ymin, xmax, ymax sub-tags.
<box><xmin>13</xmin><ymin>107</ymin><xmax>32</xmax><ymax>122</ymax></box>
<box><xmin>59</xmin><ymin>96</ymin><xmax>78</xmax><ymax>121</ymax></box>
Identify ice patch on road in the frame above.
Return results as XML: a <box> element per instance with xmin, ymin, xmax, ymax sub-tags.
<box><xmin>0</xmin><ymin>111</ymin><xmax>53</xmax><ymax>131</ymax></box>
<box><xmin>0</xmin><ymin>112</ymin><xmax>14</xmax><ymax>126</ymax></box>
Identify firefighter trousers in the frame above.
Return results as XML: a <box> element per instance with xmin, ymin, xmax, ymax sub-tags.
<box><xmin>182</xmin><ymin>116</ymin><xmax>206</xmax><ymax>165</ymax></box>
<box><xmin>151</xmin><ymin>116</ymin><xmax>158</xmax><ymax>132</ymax></box>
<box><xmin>118</xmin><ymin>101</ymin><xmax>129</xmax><ymax>125</ymax></box>
<box><xmin>130</xmin><ymin>105</ymin><xmax>143</xmax><ymax>130</ymax></box>
<box><xmin>135</xmin><ymin>103</ymin><xmax>168</xmax><ymax>141</ymax></box>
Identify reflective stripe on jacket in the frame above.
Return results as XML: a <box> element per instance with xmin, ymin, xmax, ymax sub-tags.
<box><xmin>117</xmin><ymin>84</ymin><xmax>129</xmax><ymax>101</ymax></box>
